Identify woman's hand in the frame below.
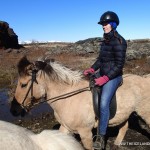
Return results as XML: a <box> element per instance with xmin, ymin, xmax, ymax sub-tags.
<box><xmin>94</xmin><ymin>75</ymin><xmax>109</xmax><ymax>86</ymax></box>
<box><xmin>83</xmin><ymin>68</ymin><xmax>95</xmax><ymax>76</ymax></box>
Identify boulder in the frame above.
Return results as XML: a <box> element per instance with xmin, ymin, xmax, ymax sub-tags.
<box><xmin>0</xmin><ymin>21</ymin><xmax>20</xmax><ymax>49</ymax></box>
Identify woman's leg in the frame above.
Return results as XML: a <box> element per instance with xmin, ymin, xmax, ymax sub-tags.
<box><xmin>93</xmin><ymin>76</ymin><xmax>122</xmax><ymax>149</ymax></box>
<box><xmin>99</xmin><ymin>76</ymin><xmax>122</xmax><ymax>135</ymax></box>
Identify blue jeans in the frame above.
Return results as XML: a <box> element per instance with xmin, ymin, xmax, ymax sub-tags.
<box><xmin>98</xmin><ymin>76</ymin><xmax>122</xmax><ymax>135</ymax></box>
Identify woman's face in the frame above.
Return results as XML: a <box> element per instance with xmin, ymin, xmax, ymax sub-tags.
<box><xmin>102</xmin><ymin>23</ymin><xmax>112</xmax><ymax>33</ymax></box>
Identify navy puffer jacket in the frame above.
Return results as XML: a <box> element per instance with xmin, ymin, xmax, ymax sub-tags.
<box><xmin>91</xmin><ymin>30</ymin><xmax>127</xmax><ymax>79</ymax></box>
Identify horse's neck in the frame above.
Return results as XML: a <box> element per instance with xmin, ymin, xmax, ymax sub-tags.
<box><xmin>47</xmin><ymin>83</ymin><xmax>71</xmax><ymax>96</ymax></box>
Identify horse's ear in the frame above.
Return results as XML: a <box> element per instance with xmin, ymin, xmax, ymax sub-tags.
<box><xmin>17</xmin><ymin>56</ymin><xmax>31</xmax><ymax>75</ymax></box>
<box><xmin>35</xmin><ymin>61</ymin><xmax>47</xmax><ymax>70</ymax></box>
<box><xmin>35</xmin><ymin>58</ymin><xmax>55</xmax><ymax>70</ymax></box>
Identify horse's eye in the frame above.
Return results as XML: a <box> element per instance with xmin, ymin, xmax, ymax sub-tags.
<box><xmin>21</xmin><ymin>83</ymin><xmax>27</xmax><ymax>88</ymax></box>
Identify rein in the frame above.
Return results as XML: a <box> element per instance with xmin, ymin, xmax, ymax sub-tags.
<box><xmin>27</xmin><ymin>86</ymin><xmax>90</xmax><ymax>110</ymax></box>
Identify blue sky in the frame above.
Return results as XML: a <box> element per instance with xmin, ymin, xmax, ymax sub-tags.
<box><xmin>0</xmin><ymin>0</ymin><xmax>149</xmax><ymax>42</ymax></box>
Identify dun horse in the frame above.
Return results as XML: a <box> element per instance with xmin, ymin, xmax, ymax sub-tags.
<box><xmin>0</xmin><ymin>120</ymin><xmax>83</xmax><ymax>150</ymax></box>
<box><xmin>10</xmin><ymin>57</ymin><xmax>150</xmax><ymax>150</ymax></box>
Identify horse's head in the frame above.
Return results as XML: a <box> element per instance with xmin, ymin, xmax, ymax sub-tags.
<box><xmin>10</xmin><ymin>56</ymin><xmax>83</xmax><ymax>116</ymax></box>
<box><xmin>10</xmin><ymin>56</ymin><xmax>51</xmax><ymax>116</ymax></box>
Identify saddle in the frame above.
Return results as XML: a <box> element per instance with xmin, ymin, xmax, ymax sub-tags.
<box><xmin>89</xmin><ymin>74</ymin><xmax>123</xmax><ymax>120</ymax></box>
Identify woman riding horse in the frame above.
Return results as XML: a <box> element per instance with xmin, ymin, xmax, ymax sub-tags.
<box><xmin>84</xmin><ymin>11</ymin><xmax>127</xmax><ymax>149</ymax></box>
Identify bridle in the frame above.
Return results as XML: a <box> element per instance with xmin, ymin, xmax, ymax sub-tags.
<box><xmin>20</xmin><ymin>68</ymin><xmax>90</xmax><ymax>111</ymax></box>
<box><xmin>20</xmin><ymin>69</ymin><xmax>39</xmax><ymax>111</ymax></box>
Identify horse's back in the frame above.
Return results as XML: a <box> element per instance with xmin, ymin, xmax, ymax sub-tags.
<box><xmin>31</xmin><ymin>130</ymin><xmax>84</xmax><ymax>150</ymax></box>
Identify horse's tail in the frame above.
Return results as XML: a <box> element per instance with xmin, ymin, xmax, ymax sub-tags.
<box><xmin>31</xmin><ymin>130</ymin><xmax>84</xmax><ymax>150</ymax></box>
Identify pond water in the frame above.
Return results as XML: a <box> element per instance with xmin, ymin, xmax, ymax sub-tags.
<box><xmin>0</xmin><ymin>88</ymin><xmax>53</xmax><ymax>122</ymax></box>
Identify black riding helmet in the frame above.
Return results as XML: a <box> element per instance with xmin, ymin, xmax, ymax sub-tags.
<box><xmin>98</xmin><ymin>11</ymin><xmax>119</xmax><ymax>25</ymax></box>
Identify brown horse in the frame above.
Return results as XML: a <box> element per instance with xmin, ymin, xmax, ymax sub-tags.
<box><xmin>10</xmin><ymin>56</ymin><xmax>150</xmax><ymax>150</ymax></box>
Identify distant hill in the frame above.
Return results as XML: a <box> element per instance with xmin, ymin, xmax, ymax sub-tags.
<box><xmin>2</xmin><ymin>35</ymin><xmax>150</xmax><ymax>61</ymax></box>
<box><xmin>42</xmin><ymin>37</ymin><xmax>150</xmax><ymax>60</ymax></box>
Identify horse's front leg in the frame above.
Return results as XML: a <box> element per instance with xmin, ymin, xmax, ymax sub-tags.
<box><xmin>78</xmin><ymin>128</ymin><xmax>94</xmax><ymax>150</ymax></box>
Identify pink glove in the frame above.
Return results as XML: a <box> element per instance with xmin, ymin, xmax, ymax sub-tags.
<box><xmin>83</xmin><ymin>68</ymin><xmax>95</xmax><ymax>76</ymax></box>
<box><xmin>94</xmin><ymin>75</ymin><xmax>109</xmax><ymax>86</ymax></box>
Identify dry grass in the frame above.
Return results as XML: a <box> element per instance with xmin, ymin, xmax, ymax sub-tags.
<box><xmin>46</xmin><ymin>53</ymin><xmax>96</xmax><ymax>70</ymax></box>
<box><xmin>124</xmin><ymin>57</ymin><xmax>150</xmax><ymax>75</ymax></box>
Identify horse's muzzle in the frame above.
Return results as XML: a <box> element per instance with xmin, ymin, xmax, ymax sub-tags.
<box><xmin>10</xmin><ymin>97</ymin><xmax>26</xmax><ymax>117</ymax></box>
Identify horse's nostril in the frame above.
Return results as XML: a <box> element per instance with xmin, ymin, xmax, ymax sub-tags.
<box><xmin>10</xmin><ymin>110</ymin><xmax>20</xmax><ymax>116</ymax></box>
<box><xmin>10</xmin><ymin>97</ymin><xmax>26</xmax><ymax>117</ymax></box>
<box><xmin>14</xmin><ymin>111</ymin><xmax>18</xmax><ymax>116</ymax></box>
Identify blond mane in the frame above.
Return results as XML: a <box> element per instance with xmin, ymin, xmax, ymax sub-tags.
<box><xmin>37</xmin><ymin>58</ymin><xmax>83</xmax><ymax>85</ymax></box>
<box><xmin>50</xmin><ymin>61</ymin><xmax>83</xmax><ymax>84</ymax></box>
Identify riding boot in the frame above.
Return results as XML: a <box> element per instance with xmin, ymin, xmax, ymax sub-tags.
<box><xmin>93</xmin><ymin>134</ymin><xmax>105</xmax><ymax>150</ymax></box>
